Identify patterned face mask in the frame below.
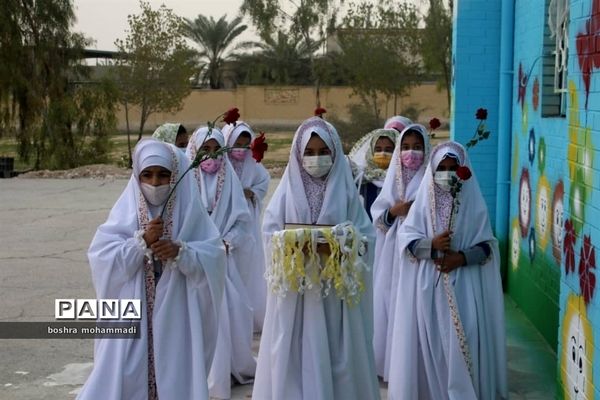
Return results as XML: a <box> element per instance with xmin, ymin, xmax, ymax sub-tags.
<box><xmin>200</xmin><ymin>158</ymin><xmax>222</xmax><ymax>174</ymax></box>
<box><xmin>400</xmin><ymin>150</ymin><xmax>424</xmax><ymax>170</ymax></box>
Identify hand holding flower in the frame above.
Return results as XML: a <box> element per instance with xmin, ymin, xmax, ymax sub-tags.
<box><xmin>432</xmin><ymin>230</ymin><xmax>452</xmax><ymax>251</ymax></box>
<box><xmin>389</xmin><ymin>200</ymin><xmax>413</xmax><ymax>217</ymax></box>
<box><xmin>143</xmin><ymin>217</ymin><xmax>164</xmax><ymax>246</ymax></box>
<box><xmin>150</xmin><ymin>239</ymin><xmax>180</xmax><ymax>262</ymax></box>
<box><xmin>434</xmin><ymin>250</ymin><xmax>466</xmax><ymax>272</ymax></box>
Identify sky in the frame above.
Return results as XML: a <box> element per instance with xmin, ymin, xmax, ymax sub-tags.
<box><xmin>72</xmin><ymin>0</ymin><xmax>432</xmax><ymax>51</ymax></box>
<box><xmin>73</xmin><ymin>0</ymin><xmax>260</xmax><ymax>51</ymax></box>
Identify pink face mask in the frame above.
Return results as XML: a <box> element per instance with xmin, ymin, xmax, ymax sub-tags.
<box><xmin>230</xmin><ymin>149</ymin><xmax>248</xmax><ymax>161</ymax></box>
<box><xmin>400</xmin><ymin>150</ymin><xmax>424</xmax><ymax>170</ymax></box>
<box><xmin>200</xmin><ymin>158</ymin><xmax>222</xmax><ymax>174</ymax></box>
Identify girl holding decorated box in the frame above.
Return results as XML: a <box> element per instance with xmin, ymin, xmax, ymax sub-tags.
<box><xmin>253</xmin><ymin>116</ymin><xmax>380</xmax><ymax>400</ymax></box>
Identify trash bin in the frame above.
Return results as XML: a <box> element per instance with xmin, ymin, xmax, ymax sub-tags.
<box><xmin>0</xmin><ymin>157</ymin><xmax>14</xmax><ymax>178</ymax></box>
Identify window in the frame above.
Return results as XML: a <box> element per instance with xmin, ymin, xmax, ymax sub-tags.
<box><xmin>542</xmin><ymin>0</ymin><xmax>568</xmax><ymax>117</ymax></box>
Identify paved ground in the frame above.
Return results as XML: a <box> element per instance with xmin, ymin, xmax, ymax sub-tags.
<box><xmin>0</xmin><ymin>178</ymin><xmax>556</xmax><ymax>399</ymax></box>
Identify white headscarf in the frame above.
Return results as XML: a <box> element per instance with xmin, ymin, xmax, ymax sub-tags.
<box><xmin>369</xmin><ymin>123</ymin><xmax>431</xmax><ymax>380</ymax></box>
<box><xmin>371</xmin><ymin>123</ymin><xmax>432</xmax><ymax>224</ymax></box>
<box><xmin>387</xmin><ymin>141</ymin><xmax>507</xmax><ymax>400</ymax></box>
<box><xmin>222</xmin><ymin>121</ymin><xmax>270</xmax><ymax>192</ymax></box>
<box><xmin>187</xmin><ymin>128</ymin><xmax>256</xmax><ymax>397</ymax></box>
<box><xmin>384</xmin><ymin>115</ymin><xmax>412</xmax><ymax>132</ymax></box>
<box><xmin>222</xmin><ymin>120</ymin><xmax>271</xmax><ymax>331</ymax></box>
<box><xmin>255</xmin><ymin>117</ymin><xmax>380</xmax><ymax>400</ymax></box>
<box><xmin>80</xmin><ymin>139</ymin><xmax>226</xmax><ymax>400</ymax></box>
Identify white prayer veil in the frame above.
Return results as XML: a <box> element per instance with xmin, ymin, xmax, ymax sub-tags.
<box><xmin>254</xmin><ymin>116</ymin><xmax>379</xmax><ymax>400</ymax></box>
<box><xmin>222</xmin><ymin>120</ymin><xmax>271</xmax><ymax>330</ymax></box>
<box><xmin>80</xmin><ymin>139</ymin><xmax>226</xmax><ymax>400</ymax></box>
<box><xmin>369</xmin><ymin>123</ymin><xmax>431</xmax><ymax>380</ymax></box>
<box><xmin>387</xmin><ymin>141</ymin><xmax>507</xmax><ymax>400</ymax></box>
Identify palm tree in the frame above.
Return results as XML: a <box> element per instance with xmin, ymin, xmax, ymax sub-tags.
<box><xmin>235</xmin><ymin>30</ymin><xmax>320</xmax><ymax>85</ymax></box>
<box><xmin>183</xmin><ymin>15</ymin><xmax>248</xmax><ymax>89</ymax></box>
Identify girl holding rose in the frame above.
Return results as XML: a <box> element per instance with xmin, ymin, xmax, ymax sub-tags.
<box><xmin>387</xmin><ymin>141</ymin><xmax>507</xmax><ymax>400</ymax></box>
<box><xmin>78</xmin><ymin>139</ymin><xmax>226</xmax><ymax>400</ymax></box>
<box><xmin>222</xmin><ymin>121</ymin><xmax>271</xmax><ymax>332</ymax></box>
<box><xmin>186</xmin><ymin>126</ymin><xmax>256</xmax><ymax>400</ymax></box>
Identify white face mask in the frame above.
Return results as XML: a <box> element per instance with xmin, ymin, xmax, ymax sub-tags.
<box><xmin>434</xmin><ymin>171</ymin><xmax>456</xmax><ymax>192</ymax></box>
<box><xmin>302</xmin><ymin>155</ymin><xmax>333</xmax><ymax>178</ymax></box>
<box><xmin>140</xmin><ymin>183</ymin><xmax>171</xmax><ymax>206</ymax></box>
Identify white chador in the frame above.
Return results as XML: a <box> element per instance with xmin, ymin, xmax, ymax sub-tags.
<box><xmin>253</xmin><ymin>116</ymin><xmax>380</xmax><ymax>400</ymax></box>
<box><xmin>369</xmin><ymin>123</ymin><xmax>431</xmax><ymax>381</ymax></box>
<box><xmin>222</xmin><ymin>121</ymin><xmax>271</xmax><ymax>331</ymax></box>
<box><xmin>78</xmin><ymin>139</ymin><xmax>226</xmax><ymax>400</ymax></box>
<box><xmin>187</xmin><ymin>127</ymin><xmax>256</xmax><ymax>400</ymax></box>
<box><xmin>387</xmin><ymin>142</ymin><xmax>507</xmax><ymax>400</ymax></box>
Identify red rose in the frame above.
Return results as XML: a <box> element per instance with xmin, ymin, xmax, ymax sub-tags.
<box><xmin>314</xmin><ymin>107</ymin><xmax>327</xmax><ymax>118</ymax></box>
<box><xmin>250</xmin><ymin>132</ymin><xmax>268</xmax><ymax>162</ymax></box>
<box><xmin>475</xmin><ymin>108</ymin><xmax>488</xmax><ymax>120</ymax></box>
<box><xmin>429</xmin><ymin>117</ymin><xmax>441</xmax><ymax>130</ymax></box>
<box><xmin>456</xmin><ymin>165</ymin><xmax>472</xmax><ymax>180</ymax></box>
<box><xmin>222</xmin><ymin>107</ymin><xmax>240</xmax><ymax>125</ymax></box>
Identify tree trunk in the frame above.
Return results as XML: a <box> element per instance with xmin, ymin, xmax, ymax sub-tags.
<box><xmin>125</xmin><ymin>101</ymin><xmax>133</xmax><ymax>169</ymax></box>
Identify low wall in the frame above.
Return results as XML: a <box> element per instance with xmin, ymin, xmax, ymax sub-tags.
<box><xmin>116</xmin><ymin>84</ymin><xmax>449</xmax><ymax>132</ymax></box>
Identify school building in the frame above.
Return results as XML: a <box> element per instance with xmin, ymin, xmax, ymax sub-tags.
<box><xmin>453</xmin><ymin>0</ymin><xmax>599</xmax><ymax>398</ymax></box>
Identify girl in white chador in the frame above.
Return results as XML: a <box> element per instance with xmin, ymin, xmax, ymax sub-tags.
<box><xmin>349</xmin><ymin>128</ymin><xmax>398</xmax><ymax>220</ymax></box>
<box><xmin>78</xmin><ymin>139</ymin><xmax>226</xmax><ymax>400</ymax></box>
<box><xmin>370</xmin><ymin>123</ymin><xmax>431</xmax><ymax>381</ymax></box>
<box><xmin>253</xmin><ymin>116</ymin><xmax>380</xmax><ymax>400</ymax></box>
<box><xmin>186</xmin><ymin>127</ymin><xmax>256</xmax><ymax>400</ymax></box>
<box><xmin>222</xmin><ymin>121</ymin><xmax>271</xmax><ymax>331</ymax></box>
<box><xmin>387</xmin><ymin>141</ymin><xmax>507</xmax><ymax>400</ymax></box>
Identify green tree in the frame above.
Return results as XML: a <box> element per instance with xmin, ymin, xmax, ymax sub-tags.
<box><xmin>420</xmin><ymin>0</ymin><xmax>453</xmax><ymax>112</ymax></box>
<box><xmin>337</xmin><ymin>0</ymin><xmax>422</xmax><ymax>120</ymax></box>
<box><xmin>235</xmin><ymin>30</ymin><xmax>318</xmax><ymax>85</ymax></box>
<box><xmin>241</xmin><ymin>0</ymin><xmax>343</xmax><ymax>104</ymax></box>
<box><xmin>0</xmin><ymin>0</ymin><xmax>117</xmax><ymax>170</ymax></box>
<box><xmin>114</xmin><ymin>1</ymin><xmax>195</xmax><ymax>166</ymax></box>
<box><xmin>183</xmin><ymin>15</ymin><xmax>248</xmax><ymax>89</ymax></box>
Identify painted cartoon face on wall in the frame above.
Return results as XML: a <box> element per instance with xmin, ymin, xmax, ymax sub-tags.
<box><xmin>519</xmin><ymin>168</ymin><xmax>531</xmax><ymax>237</ymax></box>
<box><xmin>511</xmin><ymin>218</ymin><xmax>521</xmax><ymax>270</ymax></box>
<box><xmin>552</xmin><ymin>181</ymin><xmax>564</xmax><ymax>263</ymax></box>
<box><xmin>561</xmin><ymin>294</ymin><xmax>593</xmax><ymax>400</ymax></box>
<box><xmin>536</xmin><ymin>176</ymin><xmax>551</xmax><ymax>250</ymax></box>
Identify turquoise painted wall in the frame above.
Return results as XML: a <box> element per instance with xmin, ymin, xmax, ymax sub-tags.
<box><xmin>452</xmin><ymin>0</ymin><xmax>502</xmax><ymax>228</ymax></box>
<box><xmin>454</xmin><ymin>0</ymin><xmax>600</xmax><ymax>398</ymax></box>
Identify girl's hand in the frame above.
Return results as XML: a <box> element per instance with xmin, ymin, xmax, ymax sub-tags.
<box><xmin>434</xmin><ymin>250</ymin><xmax>466</xmax><ymax>273</ymax></box>
<box><xmin>143</xmin><ymin>217</ymin><xmax>163</xmax><ymax>246</ymax></box>
<box><xmin>432</xmin><ymin>230</ymin><xmax>452</xmax><ymax>251</ymax></box>
<box><xmin>243</xmin><ymin>188</ymin><xmax>255</xmax><ymax>200</ymax></box>
<box><xmin>389</xmin><ymin>200</ymin><xmax>413</xmax><ymax>217</ymax></box>
<box><xmin>150</xmin><ymin>240</ymin><xmax>180</xmax><ymax>262</ymax></box>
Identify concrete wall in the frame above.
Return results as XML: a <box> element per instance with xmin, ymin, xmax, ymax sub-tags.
<box><xmin>115</xmin><ymin>84</ymin><xmax>449</xmax><ymax>132</ymax></box>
